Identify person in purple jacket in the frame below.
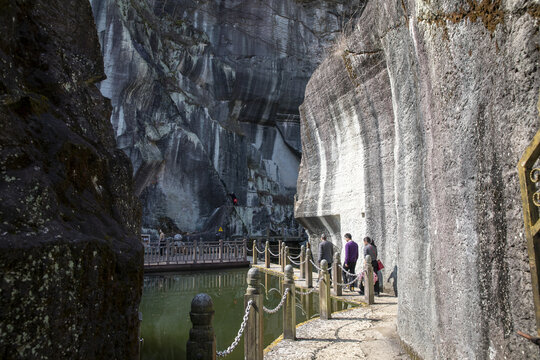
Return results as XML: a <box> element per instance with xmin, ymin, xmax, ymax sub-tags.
<box><xmin>342</xmin><ymin>233</ymin><xmax>359</xmax><ymax>291</ymax></box>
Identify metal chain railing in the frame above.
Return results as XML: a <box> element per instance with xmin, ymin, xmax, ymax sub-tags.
<box><xmin>297</xmin><ymin>278</ymin><xmax>322</xmax><ymax>295</ymax></box>
<box><xmin>255</xmin><ymin>246</ymin><xmax>265</xmax><ymax>254</ymax></box>
<box><xmin>334</xmin><ymin>264</ymin><xmax>364</xmax><ymax>286</ymax></box>
<box><xmin>288</xmin><ymin>256</ymin><xmax>307</xmax><ymax>266</ymax></box>
<box><xmin>310</xmin><ymin>259</ymin><xmax>323</xmax><ymax>272</ymax></box>
<box><xmin>216</xmin><ymin>299</ymin><xmax>253</xmax><ymax>357</ymax></box>
<box><xmin>338</xmin><ymin>264</ymin><xmax>355</xmax><ymax>277</ymax></box>
<box><xmin>268</xmin><ymin>248</ymin><xmax>279</xmax><ymax>257</ymax></box>
<box><xmin>288</xmin><ymin>253</ymin><xmax>301</xmax><ymax>260</ymax></box>
<box><xmin>263</xmin><ymin>288</ymin><xmax>290</xmax><ymax>314</ymax></box>
<box><xmin>332</xmin><ymin>274</ymin><xmax>361</xmax><ymax>287</ymax></box>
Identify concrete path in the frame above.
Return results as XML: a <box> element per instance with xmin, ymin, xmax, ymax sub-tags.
<box><xmin>264</xmin><ymin>294</ymin><xmax>406</xmax><ymax>360</ymax></box>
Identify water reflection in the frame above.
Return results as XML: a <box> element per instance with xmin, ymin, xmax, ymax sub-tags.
<box><xmin>140</xmin><ymin>269</ymin><xmax>356</xmax><ymax>360</ymax></box>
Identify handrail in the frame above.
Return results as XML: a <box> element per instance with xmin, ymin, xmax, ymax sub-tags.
<box><xmin>263</xmin><ymin>288</ymin><xmax>289</xmax><ymax>314</ymax></box>
<box><xmin>216</xmin><ymin>300</ymin><xmax>253</xmax><ymax>357</ymax></box>
<box><xmin>144</xmin><ymin>240</ymin><xmax>248</xmax><ymax>267</ymax></box>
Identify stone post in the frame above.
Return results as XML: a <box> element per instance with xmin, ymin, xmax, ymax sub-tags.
<box><xmin>265</xmin><ymin>241</ymin><xmax>270</xmax><ymax>268</ymax></box>
<box><xmin>305</xmin><ymin>248</ymin><xmax>313</xmax><ymax>288</ymax></box>
<box><xmin>333</xmin><ymin>252</ymin><xmax>342</xmax><ymax>296</ymax></box>
<box><xmin>243</xmin><ymin>239</ymin><xmax>247</xmax><ymax>261</ymax></box>
<box><xmin>187</xmin><ymin>293</ymin><xmax>216</xmax><ymax>360</ymax></box>
<box><xmin>304</xmin><ymin>291</ymin><xmax>314</xmax><ymax>319</ymax></box>
<box><xmin>283</xmin><ymin>265</ymin><xmax>296</xmax><ymax>340</ymax></box>
<box><xmin>244</xmin><ymin>268</ymin><xmax>263</xmax><ymax>360</ymax></box>
<box><xmin>364</xmin><ymin>255</ymin><xmax>375</xmax><ymax>305</ymax></box>
<box><xmin>193</xmin><ymin>240</ymin><xmax>198</xmax><ymax>263</ymax></box>
<box><xmin>300</xmin><ymin>245</ymin><xmax>306</xmax><ymax>279</ymax></box>
<box><xmin>281</xmin><ymin>246</ymin><xmax>286</xmax><ymax>272</ymax></box>
<box><xmin>278</xmin><ymin>240</ymin><xmax>282</xmax><ymax>266</ymax></box>
<box><xmin>319</xmin><ymin>260</ymin><xmax>331</xmax><ymax>320</ymax></box>
<box><xmin>252</xmin><ymin>240</ymin><xmax>257</xmax><ymax>265</ymax></box>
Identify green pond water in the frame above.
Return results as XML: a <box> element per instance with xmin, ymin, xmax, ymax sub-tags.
<box><xmin>140</xmin><ymin>268</ymin><xmax>356</xmax><ymax>360</ymax></box>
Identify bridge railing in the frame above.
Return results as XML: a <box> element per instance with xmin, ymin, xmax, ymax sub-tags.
<box><xmin>144</xmin><ymin>240</ymin><xmax>247</xmax><ymax>266</ymax></box>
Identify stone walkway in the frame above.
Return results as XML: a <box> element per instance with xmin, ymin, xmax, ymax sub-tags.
<box><xmin>252</xmin><ymin>261</ymin><xmax>405</xmax><ymax>359</ymax></box>
<box><xmin>264</xmin><ymin>294</ymin><xmax>406</xmax><ymax>359</ymax></box>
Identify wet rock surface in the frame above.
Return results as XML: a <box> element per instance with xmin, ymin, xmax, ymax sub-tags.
<box><xmin>0</xmin><ymin>0</ymin><xmax>142</xmax><ymax>358</ymax></box>
<box><xmin>90</xmin><ymin>0</ymin><xmax>363</xmax><ymax>235</ymax></box>
<box><xmin>295</xmin><ymin>0</ymin><xmax>540</xmax><ymax>358</ymax></box>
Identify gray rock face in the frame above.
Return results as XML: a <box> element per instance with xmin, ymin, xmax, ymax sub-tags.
<box><xmin>295</xmin><ymin>1</ymin><xmax>540</xmax><ymax>358</ymax></box>
<box><xmin>0</xmin><ymin>0</ymin><xmax>142</xmax><ymax>358</ymax></box>
<box><xmin>90</xmin><ymin>0</ymin><xmax>362</xmax><ymax>235</ymax></box>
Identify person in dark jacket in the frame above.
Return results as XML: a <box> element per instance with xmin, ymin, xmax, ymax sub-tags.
<box><xmin>359</xmin><ymin>236</ymin><xmax>380</xmax><ymax>295</ymax></box>
<box><xmin>318</xmin><ymin>234</ymin><xmax>334</xmax><ymax>278</ymax></box>
<box><xmin>342</xmin><ymin>233</ymin><xmax>359</xmax><ymax>291</ymax></box>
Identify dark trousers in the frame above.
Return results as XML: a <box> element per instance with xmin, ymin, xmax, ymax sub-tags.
<box><xmin>342</xmin><ymin>261</ymin><xmax>357</xmax><ymax>287</ymax></box>
<box><xmin>372</xmin><ymin>260</ymin><xmax>380</xmax><ymax>293</ymax></box>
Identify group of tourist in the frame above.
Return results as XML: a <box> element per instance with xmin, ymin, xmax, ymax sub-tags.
<box><xmin>317</xmin><ymin>233</ymin><xmax>382</xmax><ymax>296</ymax></box>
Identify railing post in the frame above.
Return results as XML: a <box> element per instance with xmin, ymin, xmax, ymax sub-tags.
<box><xmin>166</xmin><ymin>238</ymin><xmax>170</xmax><ymax>264</ymax></box>
<box><xmin>300</xmin><ymin>245</ymin><xmax>306</xmax><ymax>279</ymax></box>
<box><xmin>333</xmin><ymin>252</ymin><xmax>342</xmax><ymax>296</ymax></box>
<box><xmin>364</xmin><ymin>255</ymin><xmax>375</xmax><ymax>305</ymax></box>
<box><xmin>219</xmin><ymin>240</ymin><xmax>223</xmax><ymax>262</ymax></box>
<box><xmin>283</xmin><ymin>265</ymin><xmax>296</xmax><ymax>340</ymax></box>
<box><xmin>187</xmin><ymin>293</ymin><xmax>216</xmax><ymax>360</ymax></box>
<box><xmin>281</xmin><ymin>246</ymin><xmax>286</xmax><ymax>272</ymax></box>
<box><xmin>285</xmin><ymin>246</ymin><xmax>290</xmax><ymax>268</ymax></box>
<box><xmin>305</xmin><ymin>248</ymin><xmax>313</xmax><ymax>288</ymax></box>
<box><xmin>319</xmin><ymin>260</ymin><xmax>332</xmax><ymax>320</ymax></box>
<box><xmin>244</xmin><ymin>268</ymin><xmax>263</xmax><ymax>360</ymax></box>
<box><xmin>265</xmin><ymin>241</ymin><xmax>270</xmax><ymax>268</ymax></box>
<box><xmin>193</xmin><ymin>241</ymin><xmax>198</xmax><ymax>263</ymax></box>
<box><xmin>243</xmin><ymin>239</ymin><xmax>247</xmax><ymax>261</ymax></box>
<box><xmin>278</xmin><ymin>240</ymin><xmax>282</xmax><ymax>266</ymax></box>
<box><xmin>252</xmin><ymin>240</ymin><xmax>257</xmax><ymax>265</ymax></box>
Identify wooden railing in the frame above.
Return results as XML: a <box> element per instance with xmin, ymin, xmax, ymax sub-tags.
<box><xmin>144</xmin><ymin>240</ymin><xmax>247</xmax><ymax>266</ymax></box>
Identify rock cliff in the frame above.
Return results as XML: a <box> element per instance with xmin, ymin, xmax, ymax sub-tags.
<box><xmin>295</xmin><ymin>0</ymin><xmax>540</xmax><ymax>358</ymax></box>
<box><xmin>0</xmin><ymin>0</ymin><xmax>142</xmax><ymax>358</ymax></box>
<box><xmin>90</xmin><ymin>0</ymin><xmax>362</xmax><ymax>235</ymax></box>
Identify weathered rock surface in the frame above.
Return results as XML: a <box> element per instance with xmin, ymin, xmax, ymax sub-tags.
<box><xmin>295</xmin><ymin>0</ymin><xmax>540</xmax><ymax>358</ymax></box>
<box><xmin>0</xmin><ymin>1</ymin><xmax>142</xmax><ymax>358</ymax></box>
<box><xmin>90</xmin><ymin>0</ymin><xmax>362</xmax><ymax>235</ymax></box>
